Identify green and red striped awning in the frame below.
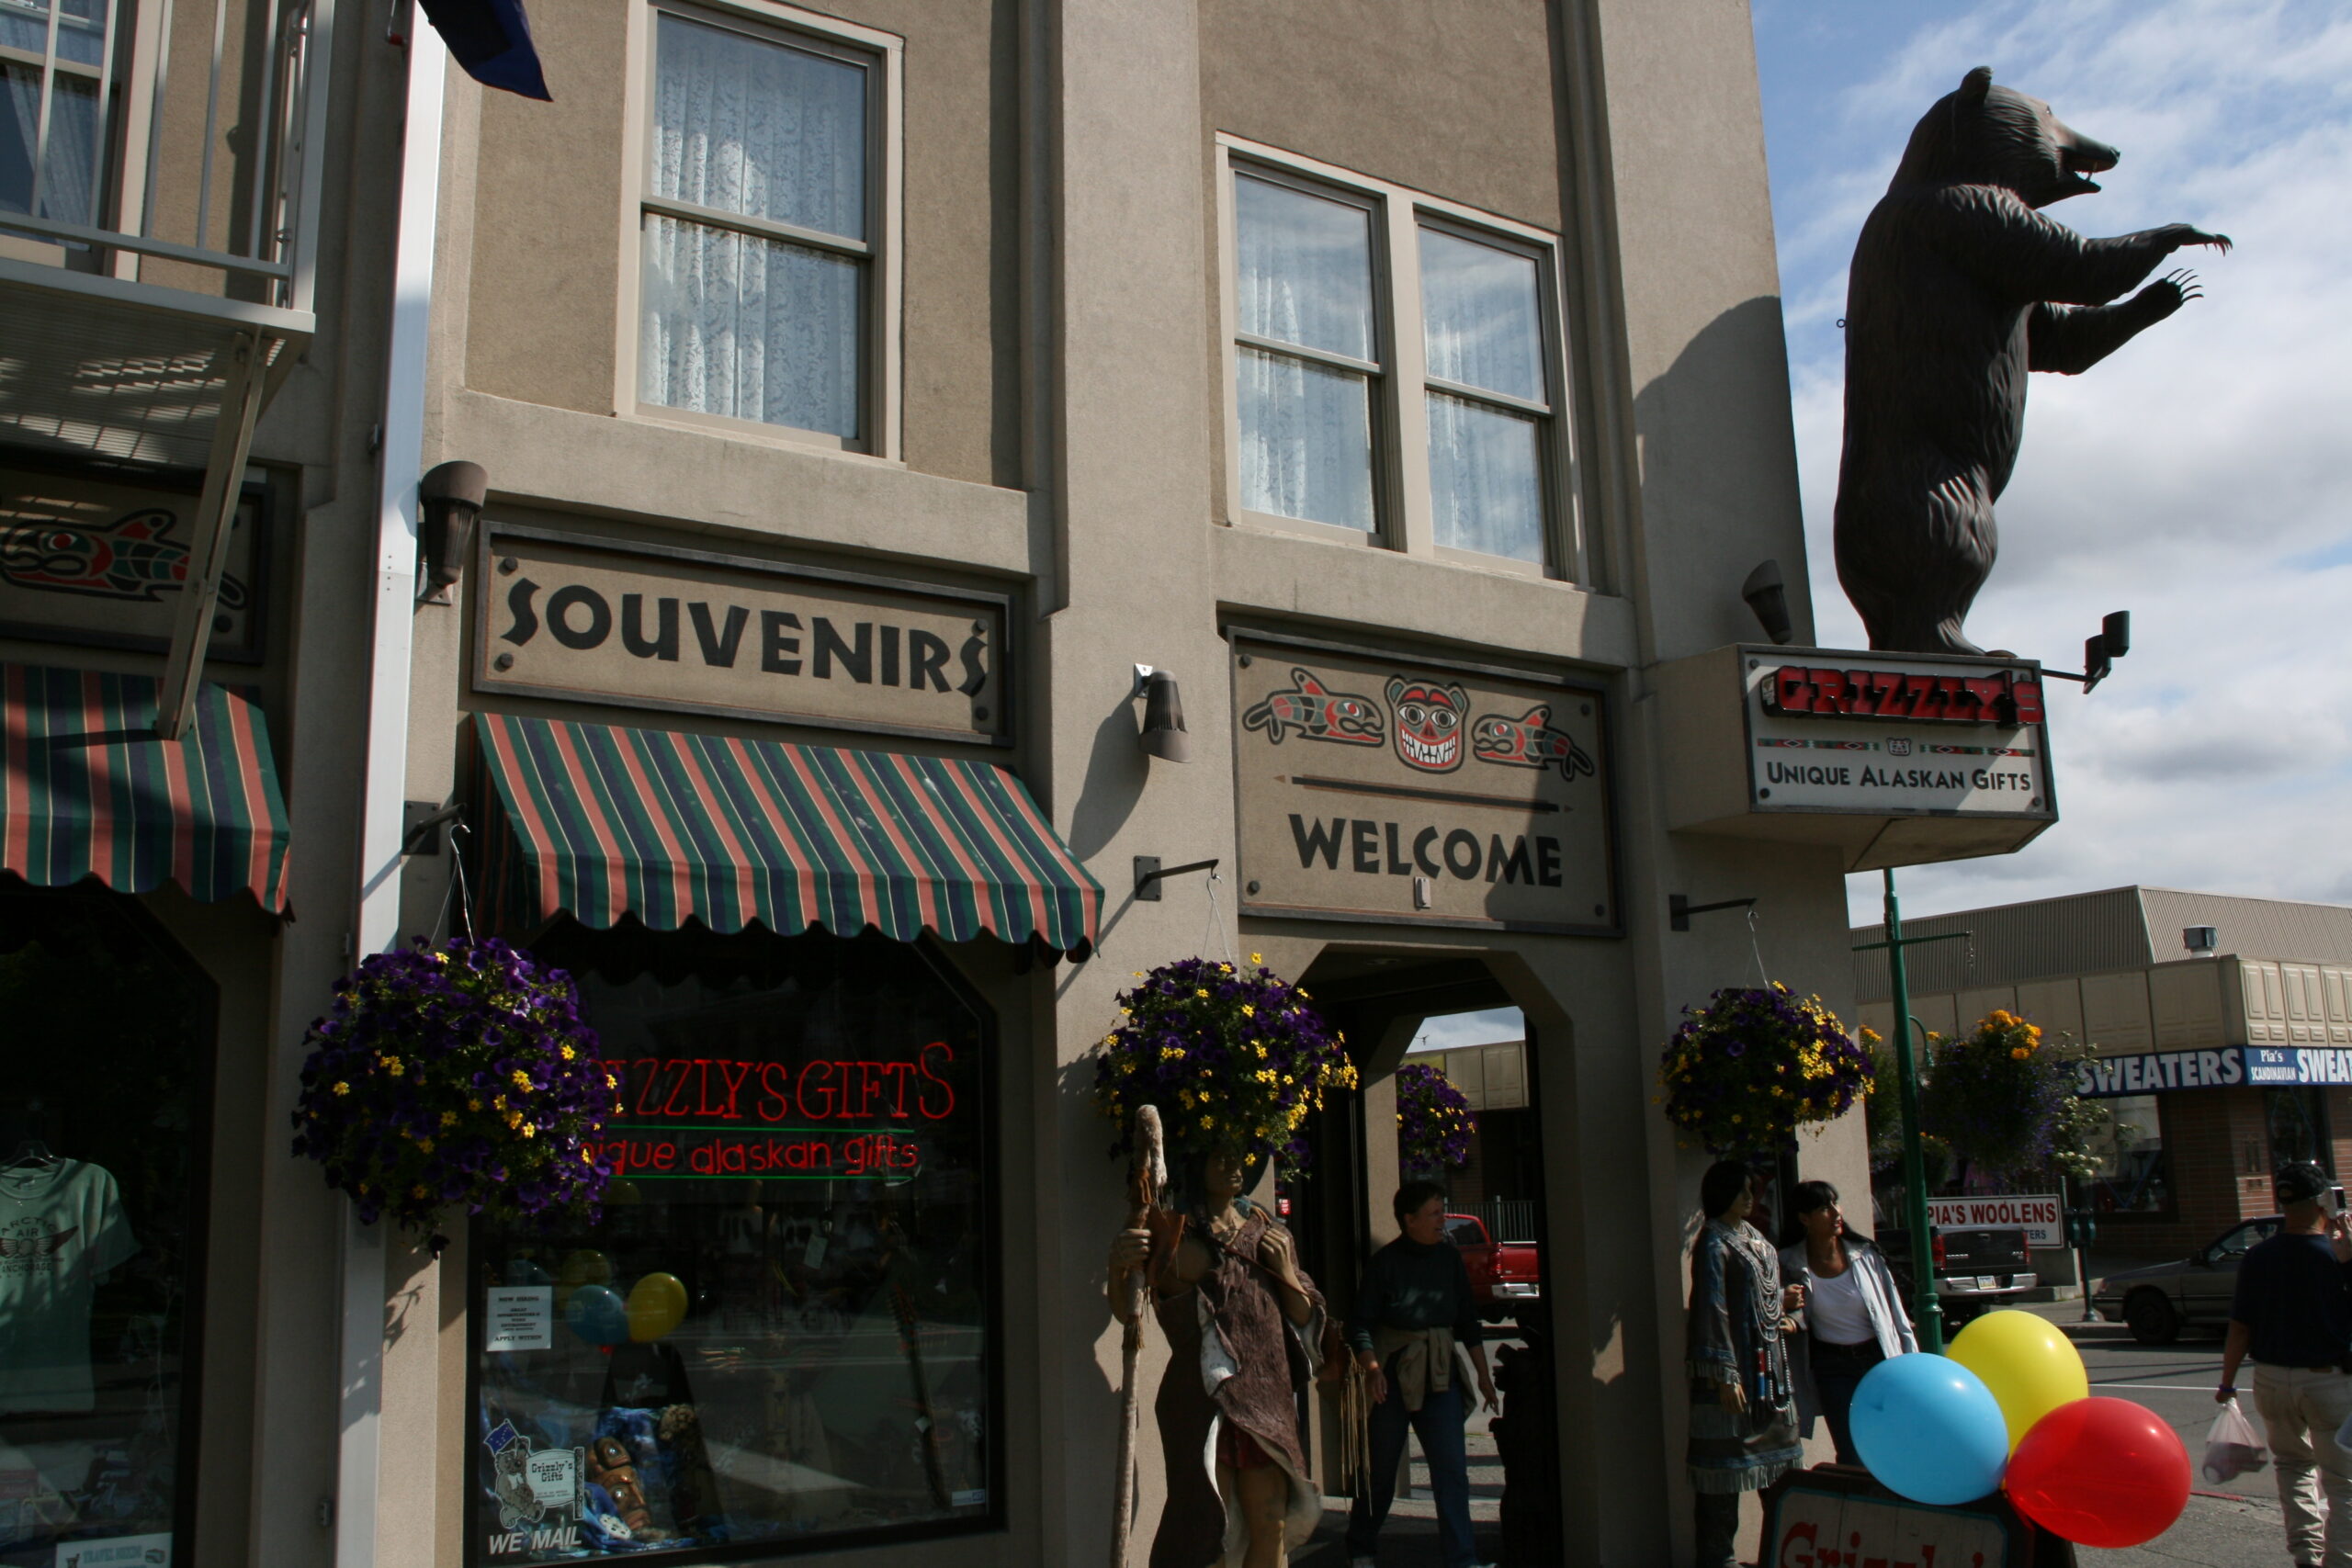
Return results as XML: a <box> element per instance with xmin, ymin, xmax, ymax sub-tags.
<box><xmin>2</xmin><ymin>662</ymin><xmax>292</xmax><ymax>911</ymax></box>
<box><xmin>472</xmin><ymin>712</ymin><xmax>1101</xmax><ymax>954</ymax></box>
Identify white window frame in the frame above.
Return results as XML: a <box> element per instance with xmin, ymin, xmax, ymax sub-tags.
<box><xmin>616</xmin><ymin>0</ymin><xmax>903</xmax><ymax>461</ymax></box>
<box><xmin>1216</xmin><ymin>135</ymin><xmax>1584</xmax><ymax>581</ymax></box>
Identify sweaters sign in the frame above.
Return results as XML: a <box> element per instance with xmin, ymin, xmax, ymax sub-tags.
<box><xmin>473</xmin><ymin>525</ymin><xmax>1008</xmax><ymax>744</ymax></box>
<box><xmin>1230</xmin><ymin>637</ymin><xmax>1616</xmax><ymax>934</ymax></box>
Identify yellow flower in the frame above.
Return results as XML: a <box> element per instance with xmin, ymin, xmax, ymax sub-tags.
<box><xmin>417</xmin><ymin>1137</ymin><xmax>435</xmax><ymax>1154</ymax></box>
<box><xmin>331</xmin><ymin>1081</ymin><xmax>350</xmax><ymax>1096</ymax></box>
<box><xmin>440</xmin><ymin>1110</ymin><xmax>458</xmax><ymax>1128</ymax></box>
<box><xmin>1196</xmin><ymin>987</ymin><xmax>1210</xmax><ymax>998</ymax></box>
<box><xmin>1250</xmin><ymin>953</ymin><xmax>1263</xmax><ymax>964</ymax></box>
<box><xmin>411</xmin><ymin>1184</ymin><xmax>428</xmax><ymax>1200</ymax></box>
<box><xmin>493</xmin><ymin>1095</ymin><xmax>507</xmax><ymax>1111</ymax></box>
<box><xmin>469</xmin><ymin>1098</ymin><xmax>484</xmax><ymax>1111</ymax></box>
<box><xmin>603</xmin><ymin>1075</ymin><xmax>617</xmax><ymax>1089</ymax></box>
<box><xmin>379</xmin><ymin>1055</ymin><xmax>405</xmax><ymax>1075</ymax></box>
<box><xmin>1242</xmin><ymin>1004</ymin><xmax>1256</xmax><ymax>1018</ymax></box>
<box><xmin>2010</xmin><ymin>1047</ymin><xmax>2029</xmax><ymax>1060</ymax></box>
<box><xmin>1201</xmin><ymin>1115</ymin><xmax>1216</xmax><ymax>1130</ymax></box>
<box><xmin>560</xmin><ymin>1044</ymin><xmax>576</xmax><ymax>1061</ymax></box>
<box><xmin>511</xmin><ymin>1069</ymin><xmax>532</xmax><ymax>1091</ymax></box>
<box><xmin>520</xmin><ymin>1122</ymin><xmax>537</xmax><ymax>1138</ymax></box>
<box><xmin>581</xmin><ymin>1148</ymin><xmax>594</xmax><ymax>1163</ymax></box>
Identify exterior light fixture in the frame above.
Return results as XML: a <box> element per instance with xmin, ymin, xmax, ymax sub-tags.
<box><xmin>2047</xmin><ymin>610</ymin><xmax>2132</xmax><ymax>693</ymax></box>
<box><xmin>1134</xmin><ymin>665</ymin><xmax>1191</xmax><ymax>762</ymax></box>
<box><xmin>417</xmin><ymin>459</ymin><xmax>488</xmax><ymax>604</ymax></box>
<box><xmin>1741</xmin><ymin>559</ymin><xmax>1795</xmax><ymax>646</ymax></box>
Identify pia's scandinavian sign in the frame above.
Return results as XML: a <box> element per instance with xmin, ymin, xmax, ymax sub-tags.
<box><xmin>1231</xmin><ymin>637</ymin><xmax>1616</xmax><ymax>934</ymax></box>
<box><xmin>1746</xmin><ymin>653</ymin><xmax>2053</xmax><ymax>821</ymax></box>
<box><xmin>1928</xmin><ymin>1193</ymin><xmax>2062</xmax><ymax>1248</ymax></box>
<box><xmin>473</xmin><ymin>525</ymin><xmax>1008</xmax><ymax>744</ymax></box>
<box><xmin>1766</xmin><ymin>1483</ymin><xmax>2018</xmax><ymax>1568</ymax></box>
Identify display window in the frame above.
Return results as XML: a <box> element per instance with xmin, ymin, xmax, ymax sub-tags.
<box><xmin>2083</xmin><ymin>1093</ymin><xmax>2171</xmax><ymax>1214</ymax></box>
<box><xmin>2266</xmin><ymin>1087</ymin><xmax>2333</xmax><ymax>1177</ymax></box>
<box><xmin>0</xmin><ymin>889</ymin><xmax>212</xmax><ymax>1568</ymax></box>
<box><xmin>466</xmin><ymin>926</ymin><xmax>998</xmax><ymax>1565</ymax></box>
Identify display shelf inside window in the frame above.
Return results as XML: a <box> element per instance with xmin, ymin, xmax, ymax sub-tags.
<box><xmin>467</xmin><ymin>927</ymin><xmax>997</xmax><ymax>1564</ymax></box>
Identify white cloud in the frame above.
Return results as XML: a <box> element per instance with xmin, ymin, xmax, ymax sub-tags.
<box><xmin>1410</xmin><ymin>1008</ymin><xmax>1522</xmax><ymax>1052</ymax></box>
<box><xmin>1758</xmin><ymin>1</ymin><xmax>2352</xmax><ymax>923</ymax></box>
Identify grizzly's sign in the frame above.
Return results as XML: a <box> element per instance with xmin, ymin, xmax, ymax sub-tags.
<box><xmin>472</xmin><ymin>525</ymin><xmax>1007</xmax><ymax>743</ymax></box>
<box><xmin>1230</xmin><ymin>636</ymin><xmax>1615</xmax><ymax>934</ymax></box>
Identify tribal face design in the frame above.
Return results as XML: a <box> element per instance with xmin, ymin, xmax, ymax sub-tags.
<box><xmin>1385</xmin><ymin>676</ymin><xmax>1469</xmax><ymax>773</ymax></box>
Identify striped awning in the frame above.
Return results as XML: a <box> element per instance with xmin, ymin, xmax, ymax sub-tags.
<box><xmin>472</xmin><ymin>713</ymin><xmax>1101</xmax><ymax>954</ymax></box>
<box><xmin>2</xmin><ymin>662</ymin><xmax>292</xmax><ymax>911</ymax></box>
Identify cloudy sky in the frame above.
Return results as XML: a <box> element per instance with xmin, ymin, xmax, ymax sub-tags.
<box><xmin>1420</xmin><ymin>0</ymin><xmax>2352</xmax><ymax>1052</ymax></box>
<box><xmin>1755</xmin><ymin>0</ymin><xmax>2352</xmax><ymax>927</ymax></box>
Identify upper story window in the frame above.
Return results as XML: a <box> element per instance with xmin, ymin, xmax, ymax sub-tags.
<box><xmin>636</xmin><ymin>3</ymin><xmax>899</xmax><ymax>452</ymax></box>
<box><xmin>1220</xmin><ymin>139</ymin><xmax>1580</xmax><ymax>579</ymax></box>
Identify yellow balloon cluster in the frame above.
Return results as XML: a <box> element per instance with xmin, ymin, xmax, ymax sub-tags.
<box><xmin>1948</xmin><ymin>1309</ymin><xmax>2089</xmax><ymax>1451</ymax></box>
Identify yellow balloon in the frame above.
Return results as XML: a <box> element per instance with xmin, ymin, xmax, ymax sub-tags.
<box><xmin>1948</xmin><ymin>1307</ymin><xmax>2088</xmax><ymax>1451</ymax></box>
<box><xmin>627</xmin><ymin>1271</ymin><xmax>689</xmax><ymax>1343</ymax></box>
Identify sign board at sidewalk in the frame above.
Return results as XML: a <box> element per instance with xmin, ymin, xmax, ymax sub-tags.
<box><xmin>1928</xmin><ymin>1193</ymin><xmax>2062</xmax><ymax>1248</ymax></box>
<box><xmin>1763</xmin><ymin>1469</ymin><xmax>2030</xmax><ymax>1568</ymax></box>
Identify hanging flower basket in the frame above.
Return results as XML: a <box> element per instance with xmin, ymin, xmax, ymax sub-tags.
<box><xmin>1657</xmin><ymin>983</ymin><xmax>1872</xmax><ymax>1159</ymax></box>
<box><xmin>1396</xmin><ymin>1061</ymin><xmax>1476</xmax><ymax>1175</ymax></box>
<box><xmin>289</xmin><ymin>937</ymin><xmax>622</xmax><ymax>1251</ymax></box>
<box><xmin>1918</xmin><ymin>1009</ymin><xmax>2075</xmax><ymax>1183</ymax></box>
<box><xmin>1091</xmin><ymin>954</ymin><xmax>1357</xmax><ymax>1165</ymax></box>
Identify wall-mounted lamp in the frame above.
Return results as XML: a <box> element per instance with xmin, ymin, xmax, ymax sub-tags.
<box><xmin>1741</xmin><ymin>559</ymin><xmax>1795</xmax><ymax>646</ymax></box>
<box><xmin>417</xmin><ymin>459</ymin><xmax>488</xmax><ymax>604</ymax></box>
<box><xmin>1133</xmin><ymin>665</ymin><xmax>1191</xmax><ymax>762</ymax></box>
<box><xmin>2043</xmin><ymin>609</ymin><xmax>2132</xmax><ymax>693</ymax></box>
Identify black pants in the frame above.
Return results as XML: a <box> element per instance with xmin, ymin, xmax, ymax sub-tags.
<box><xmin>1810</xmin><ymin>1338</ymin><xmax>1885</xmax><ymax>1466</ymax></box>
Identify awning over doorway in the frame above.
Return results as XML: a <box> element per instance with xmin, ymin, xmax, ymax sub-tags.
<box><xmin>472</xmin><ymin>712</ymin><xmax>1102</xmax><ymax>954</ymax></box>
<box><xmin>1</xmin><ymin>662</ymin><xmax>292</xmax><ymax>910</ymax></box>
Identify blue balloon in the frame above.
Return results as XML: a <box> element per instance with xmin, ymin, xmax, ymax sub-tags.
<box><xmin>563</xmin><ymin>1283</ymin><xmax>629</xmax><ymax>1348</ymax></box>
<box><xmin>504</xmin><ymin>1258</ymin><xmax>553</xmax><ymax>1288</ymax></box>
<box><xmin>1849</xmin><ymin>1352</ymin><xmax>2008</xmax><ymax>1505</ymax></box>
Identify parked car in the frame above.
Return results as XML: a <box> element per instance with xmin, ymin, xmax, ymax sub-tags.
<box><xmin>1447</xmin><ymin>1213</ymin><xmax>1542</xmax><ymax>1322</ymax></box>
<box><xmin>2092</xmin><ymin>1215</ymin><xmax>2283</xmax><ymax>1344</ymax></box>
<box><xmin>1874</xmin><ymin>1224</ymin><xmax>2037</xmax><ymax>1328</ymax></box>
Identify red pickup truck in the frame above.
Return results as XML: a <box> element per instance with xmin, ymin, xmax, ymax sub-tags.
<box><xmin>1446</xmin><ymin>1213</ymin><xmax>1541</xmax><ymax>1322</ymax></box>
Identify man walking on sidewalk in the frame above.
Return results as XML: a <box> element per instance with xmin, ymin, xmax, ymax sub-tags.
<box><xmin>2218</xmin><ymin>1162</ymin><xmax>2352</xmax><ymax>1568</ymax></box>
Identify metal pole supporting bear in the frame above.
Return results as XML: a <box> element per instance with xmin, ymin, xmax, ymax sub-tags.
<box><xmin>1834</xmin><ymin>66</ymin><xmax>2230</xmax><ymax>656</ymax></box>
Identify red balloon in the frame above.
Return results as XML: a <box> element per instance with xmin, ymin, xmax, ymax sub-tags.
<box><xmin>2006</xmin><ymin>1396</ymin><xmax>2191</xmax><ymax>1549</ymax></box>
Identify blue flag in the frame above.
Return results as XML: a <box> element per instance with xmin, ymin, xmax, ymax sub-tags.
<box><xmin>417</xmin><ymin>0</ymin><xmax>550</xmax><ymax>101</ymax></box>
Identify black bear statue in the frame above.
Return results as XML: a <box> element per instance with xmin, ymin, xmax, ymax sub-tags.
<box><xmin>1834</xmin><ymin>66</ymin><xmax>2229</xmax><ymax>655</ymax></box>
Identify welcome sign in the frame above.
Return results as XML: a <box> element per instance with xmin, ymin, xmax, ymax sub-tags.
<box><xmin>1230</xmin><ymin>636</ymin><xmax>1615</xmax><ymax>933</ymax></box>
<box><xmin>472</xmin><ymin>525</ymin><xmax>1008</xmax><ymax>744</ymax></box>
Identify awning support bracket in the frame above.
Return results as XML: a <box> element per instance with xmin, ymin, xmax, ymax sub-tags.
<box><xmin>155</xmin><ymin>328</ymin><xmax>273</xmax><ymax>739</ymax></box>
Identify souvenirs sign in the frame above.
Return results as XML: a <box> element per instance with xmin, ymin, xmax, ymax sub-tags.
<box><xmin>1763</xmin><ymin>1472</ymin><xmax>2026</xmax><ymax>1568</ymax></box>
<box><xmin>473</xmin><ymin>525</ymin><xmax>1008</xmax><ymax>744</ymax></box>
<box><xmin>1231</xmin><ymin>637</ymin><xmax>1616</xmax><ymax>934</ymax></box>
<box><xmin>0</xmin><ymin>461</ymin><xmax>267</xmax><ymax>660</ymax></box>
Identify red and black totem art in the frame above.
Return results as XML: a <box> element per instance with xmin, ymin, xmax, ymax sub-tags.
<box><xmin>1385</xmin><ymin>676</ymin><xmax>1469</xmax><ymax>773</ymax></box>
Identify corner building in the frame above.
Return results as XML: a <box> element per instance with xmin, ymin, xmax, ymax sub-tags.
<box><xmin>0</xmin><ymin>3</ymin><xmax>1871</xmax><ymax>1566</ymax></box>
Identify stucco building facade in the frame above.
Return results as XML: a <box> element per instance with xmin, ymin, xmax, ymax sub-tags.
<box><xmin>0</xmin><ymin>4</ymin><xmax>1880</xmax><ymax>1565</ymax></box>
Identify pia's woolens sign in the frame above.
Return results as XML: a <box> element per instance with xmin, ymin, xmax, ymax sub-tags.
<box><xmin>472</xmin><ymin>525</ymin><xmax>1007</xmax><ymax>744</ymax></box>
<box><xmin>1230</xmin><ymin>636</ymin><xmax>1617</xmax><ymax>935</ymax></box>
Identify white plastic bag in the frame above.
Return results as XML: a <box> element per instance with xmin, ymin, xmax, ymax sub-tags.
<box><xmin>2205</xmin><ymin>1395</ymin><xmax>2267</xmax><ymax>1483</ymax></box>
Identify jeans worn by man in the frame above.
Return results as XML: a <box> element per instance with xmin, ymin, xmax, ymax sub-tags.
<box><xmin>2220</xmin><ymin>1162</ymin><xmax>2352</xmax><ymax>1568</ymax></box>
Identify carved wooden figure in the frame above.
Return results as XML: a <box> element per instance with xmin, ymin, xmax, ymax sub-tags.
<box><xmin>1835</xmin><ymin>66</ymin><xmax>2229</xmax><ymax>655</ymax></box>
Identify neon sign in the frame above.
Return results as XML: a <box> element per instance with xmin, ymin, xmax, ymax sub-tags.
<box><xmin>594</xmin><ymin>1043</ymin><xmax>962</xmax><ymax>1182</ymax></box>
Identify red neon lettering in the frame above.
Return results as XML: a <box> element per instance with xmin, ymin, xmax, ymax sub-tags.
<box><xmin>661</xmin><ymin>1060</ymin><xmax>696</xmax><ymax>1117</ymax></box>
<box><xmin>798</xmin><ymin>1061</ymin><xmax>838</xmax><ymax>1119</ymax></box>
<box><xmin>756</xmin><ymin>1063</ymin><xmax>791</xmax><ymax>1122</ymax></box>
<box><xmin>917</xmin><ymin>1042</ymin><xmax>956</xmax><ymax>1119</ymax></box>
<box><xmin>714</xmin><ymin>1059</ymin><xmax>753</xmax><ymax>1119</ymax></box>
<box><xmin>882</xmin><ymin>1061</ymin><xmax>915</xmax><ymax>1119</ymax></box>
<box><xmin>631</xmin><ymin>1058</ymin><xmax>665</xmax><ymax>1117</ymax></box>
<box><xmin>2009</xmin><ymin>678</ymin><xmax>2044</xmax><ymax>726</ymax></box>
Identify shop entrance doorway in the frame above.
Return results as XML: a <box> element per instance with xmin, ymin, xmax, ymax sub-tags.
<box><xmin>1281</xmin><ymin>951</ymin><xmax>1559</xmax><ymax>1568</ymax></box>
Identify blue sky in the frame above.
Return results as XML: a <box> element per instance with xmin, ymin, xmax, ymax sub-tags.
<box><xmin>1422</xmin><ymin>0</ymin><xmax>2352</xmax><ymax>1052</ymax></box>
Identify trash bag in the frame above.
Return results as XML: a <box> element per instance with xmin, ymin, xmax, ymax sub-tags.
<box><xmin>2205</xmin><ymin>1395</ymin><xmax>2267</xmax><ymax>1483</ymax></box>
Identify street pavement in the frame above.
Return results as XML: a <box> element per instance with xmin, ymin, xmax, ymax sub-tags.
<box><xmin>1292</xmin><ymin>1304</ymin><xmax>2319</xmax><ymax>1565</ymax></box>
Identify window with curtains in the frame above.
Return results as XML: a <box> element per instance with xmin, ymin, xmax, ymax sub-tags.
<box><xmin>1223</xmin><ymin>143</ymin><xmax>1577</xmax><ymax>577</ymax></box>
<box><xmin>637</xmin><ymin>4</ymin><xmax>887</xmax><ymax>446</ymax></box>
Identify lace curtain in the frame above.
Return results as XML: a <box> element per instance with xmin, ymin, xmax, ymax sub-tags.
<box><xmin>2</xmin><ymin>0</ymin><xmax>107</xmax><ymax>228</ymax></box>
<box><xmin>1233</xmin><ymin>175</ymin><xmax>1376</xmax><ymax>530</ymax></box>
<box><xmin>639</xmin><ymin>13</ymin><xmax>867</xmax><ymax>438</ymax></box>
<box><xmin>1420</xmin><ymin>228</ymin><xmax>1546</xmax><ymax>563</ymax></box>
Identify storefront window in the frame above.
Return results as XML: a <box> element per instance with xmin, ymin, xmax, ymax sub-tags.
<box><xmin>2083</xmin><ymin>1094</ymin><xmax>2170</xmax><ymax>1213</ymax></box>
<box><xmin>0</xmin><ymin>889</ymin><xmax>211</xmax><ymax>1568</ymax></box>
<box><xmin>468</xmin><ymin>928</ymin><xmax>996</xmax><ymax>1565</ymax></box>
<box><xmin>2267</xmin><ymin>1087</ymin><xmax>2333</xmax><ymax>1176</ymax></box>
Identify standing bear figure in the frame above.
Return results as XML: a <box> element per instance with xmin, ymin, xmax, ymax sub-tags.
<box><xmin>1834</xmin><ymin>66</ymin><xmax>2229</xmax><ymax>655</ymax></box>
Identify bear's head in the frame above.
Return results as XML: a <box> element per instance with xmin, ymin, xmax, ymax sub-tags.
<box><xmin>1892</xmin><ymin>65</ymin><xmax>2119</xmax><ymax>209</ymax></box>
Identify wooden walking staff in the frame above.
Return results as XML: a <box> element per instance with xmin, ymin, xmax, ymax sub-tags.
<box><xmin>1109</xmin><ymin>1105</ymin><xmax>1173</xmax><ymax>1568</ymax></box>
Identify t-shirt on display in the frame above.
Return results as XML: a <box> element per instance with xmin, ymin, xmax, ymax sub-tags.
<box><xmin>0</xmin><ymin>1158</ymin><xmax>140</xmax><ymax>1413</ymax></box>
